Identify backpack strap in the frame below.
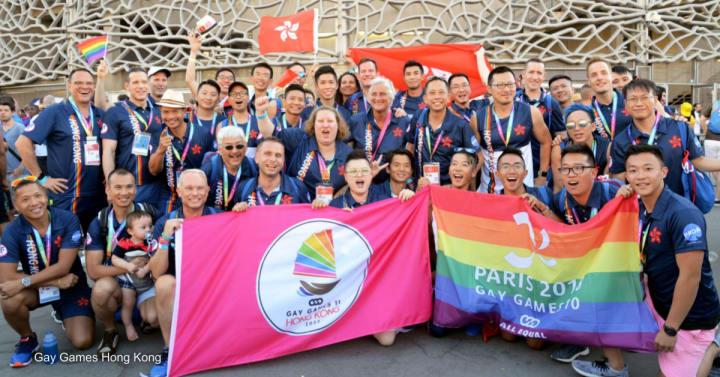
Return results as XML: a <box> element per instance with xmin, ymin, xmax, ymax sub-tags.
<box><xmin>98</xmin><ymin>206</ymin><xmax>111</xmax><ymax>246</ymax></box>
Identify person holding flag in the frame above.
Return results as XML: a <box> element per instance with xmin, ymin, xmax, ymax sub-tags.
<box><xmin>348</xmin><ymin>77</ymin><xmax>410</xmax><ymax>183</ymax></box>
<box><xmin>102</xmin><ymin>67</ymin><xmax>165</xmax><ymax>210</ymax></box>
<box><xmin>15</xmin><ymin>68</ymin><xmax>107</xmax><ymax>230</ymax></box>
<box><xmin>148</xmin><ymin>90</ymin><xmax>214</xmax><ymax>214</ymax></box>
<box><xmin>406</xmin><ymin>77</ymin><xmax>480</xmax><ymax>186</ymax></box>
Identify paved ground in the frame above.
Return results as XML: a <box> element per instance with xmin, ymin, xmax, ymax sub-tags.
<box><xmin>2</xmin><ymin>207</ymin><xmax>719</xmax><ymax>377</ymax></box>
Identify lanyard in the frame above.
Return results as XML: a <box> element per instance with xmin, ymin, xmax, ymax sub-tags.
<box><xmin>223</xmin><ymin>166</ymin><xmax>242</xmax><ymax>207</ymax></box>
<box><xmin>492</xmin><ymin>104</ymin><xmax>515</xmax><ymax>146</ymax></box>
<box><xmin>68</xmin><ymin>97</ymin><xmax>94</xmax><ymax>137</ymax></box>
<box><xmin>31</xmin><ymin>216</ymin><xmax>52</xmax><ymax>268</ymax></box>
<box><xmin>232</xmin><ymin>115</ymin><xmax>252</xmax><ymax>142</ymax></box>
<box><xmin>282</xmin><ymin>114</ymin><xmax>302</xmax><ymax>130</ymax></box>
<box><xmin>171</xmin><ymin>122</ymin><xmax>195</xmax><ymax>167</ymax></box>
<box><xmin>628</xmin><ymin>113</ymin><xmax>662</xmax><ymax>146</ymax></box>
<box><xmin>638</xmin><ymin>211</ymin><xmax>652</xmax><ymax>264</ymax></box>
<box><xmin>452</xmin><ymin>103</ymin><xmax>471</xmax><ymax>123</ymax></box>
<box><xmin>591</xmin><ymin>139</ymin><xmax>597</xmax><ymax>156</ymax></box>
<box><xmin>424</xmin><ymin>126</ymin><xmax>444</xmax><ymax>160</ymax></box>
<box><xmin>106</xmin><ymin>208</ymin><xmax>129</xmax><ymax>259</ymax></box>
<box><xmin>317</xmin><ymin>155</ymin><xmax>335</xmax><ymax>183</ymax></box>
<box><xmin>256</xmin><ymin>188</ymin><xmax>283</xmax><ymax>206</ymax></box>
<box><xmin>565</xmin><ymin>195</ymin><xmax>597</xmax><ymax>225</ymax></box>
<box><xmin>195</xmin><ymin>112</ymin><xmax>217</xmax><ymax>135</ymax></box>
<box><xmin>593</xmin><ymin>92</ymin><xmax>617</xmax><ymax>139</ymax></box>
<box><xmin>367</xmin><ymin>111</ymin><xmax>392</xmax><ymax>161</ymax></box>
<box><xmin>131</xmin><ymin>102</ymin><xmax>153</xmax><ymax>132</ymax></box>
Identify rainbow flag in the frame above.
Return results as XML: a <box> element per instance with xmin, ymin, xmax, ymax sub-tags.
<box><xmin>430</xmin><ymin>186</ymin><xmax>658</xmax><ymax>351</ymax></box>
<box><xmin>76</xmin><ymin>35</ymin><xmax>108</xmax><ymax>65</ymax></box>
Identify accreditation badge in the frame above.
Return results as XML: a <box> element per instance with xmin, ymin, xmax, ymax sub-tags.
<box><xmin>132</xmin><ymin>132</ymin><xmax>151</xmax><ymax>156</ymax></box>
<box><xmin>315</xmin><ymin>185</ymin><xmax>333</xmax><ymax>205</ymax></box>
<box><xmin>39</xmin><ymin>286</ymin><xmax>61</xmax><ymax>304</ymax></box>
<box><xmin>423</xmin><ymin>162</ymin><xmax>440</xmax><ymax>185</ymax></box>
<box><xmin>84</xmin><ymin>136</ymin><xmax>101</xmax><ymax>166</ymax></box>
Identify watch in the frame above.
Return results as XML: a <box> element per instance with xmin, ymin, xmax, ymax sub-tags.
<box><xmin>20</xmin><ymin>276</ymin><xmax>31</xmax><ymax>288</ymax></box>
<box><xmin>539</xmin><ymin>171</ymin><xmax>548</xmax><ymax>177</ymax></box>
<box><xmin>663</xmin><ymin>324</ymin><xmax>678</xmax><ymax>337</ymax></box>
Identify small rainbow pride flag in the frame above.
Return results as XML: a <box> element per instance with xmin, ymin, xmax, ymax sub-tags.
<box><xmin>76</xmin><ymin>35</ymin><xmax>108</xmax><ymax>65</ymax></box>
<box><xmin>430</xmin><ymin>186</ymin><xmax>658</xmax><ymax>351</ymax></box>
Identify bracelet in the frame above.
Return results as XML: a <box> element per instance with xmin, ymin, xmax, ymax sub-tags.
<box><xmin>161</xmin><ymin>232</ymin><xmax>172</xmax><ymax>241</ymax></box>
<box><xmin>38</xmin><ymin>175</ymin><xmax>48</xmax><ymax>185</ymax></box>
<box><xmin>257</xmin><ymin>112</ymin><xmax>269</xmax><ymax>120</ymax></box>
<box><xmin>158</xmin><ymin>238</ymin><xmax>169</xmax><ymax>245</ymax></box>
<box><xmin>158</xmin><ymin>243</ymin><xmax>169</xmax><ymax>250</ymax></box>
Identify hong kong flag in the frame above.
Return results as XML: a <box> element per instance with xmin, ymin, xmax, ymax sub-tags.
<box><xmin>258</xmin><ymin>9</ymin><xmax>318</xmax><ymax>55</ymax></box>
<box><xmin>349</xmin><ymin>44</ymin><xmax>493</xmax><ymax>98</ymax></box>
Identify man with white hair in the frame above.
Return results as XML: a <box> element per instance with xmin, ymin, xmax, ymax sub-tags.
<box><xmin>146</xmin><ymin>169</ymin><xmax>217</xmax><ymax>377</ymax></box>
<box><xmin>348</xmin><ymin>76</ymin><xmax>410</xmax><ymax>183</ymax></box>
<box><xmin>200</xmin><ymin>126</ymin><xmax>257</xmax><ymax>211</ymax></box>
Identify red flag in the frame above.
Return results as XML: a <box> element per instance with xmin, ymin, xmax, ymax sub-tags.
<box><xmin>275</xmin><ymin>69</ymin><xmax>299</xmax><ymax>88</ymax></box>
<box><xmin>349</xmin><ymin>44</ymin><xmax>493</xmax><ymax>98</ymax></box>
<box><xmin>258</xmin><ymin>9</ymin><xmax>318</xmax><ymax>55</ymax></box>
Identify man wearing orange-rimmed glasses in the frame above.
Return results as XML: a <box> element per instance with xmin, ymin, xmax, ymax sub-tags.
<box><xmin>0</xmin><ymin>177</ymin><xmax>94</xmax><ymax>368</ymax></box>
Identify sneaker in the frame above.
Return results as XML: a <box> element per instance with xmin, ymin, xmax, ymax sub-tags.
<box><xmin>96</xmin><ymin>330</ymin><xmax>120</xmax><ymax>355</ymax></box>
<box><xmin>395</xmin><ymin>326</ymin><xmax>414</xmax><ymax>334</ymax></box>
<box><xmin>428</xmin><ymin>323</ymin><xmax>448</xmax><ymax>338</ymax></box>
<box><xmin>9</xmin><ymin>333</ymin><xmax>39</xmax><ymax>368</ymax></box>
<box><xmin>149</xmin><ymin>348</ymin><xmax>168</xmax><ymax>377</ymax></box>
<box><xmin>51</xmin><ymin>310</ymin><xmax>62</xmax><ymax>324</ymax></box>
<box><xmin>571</xmin><ymin>359</ymin><xmax>628</xmax><ymax>377</ymax></box>
<box><xmin>550</xmin><ymin>344</ymin><xmax>590</xmax><ymax>363</ymax></box>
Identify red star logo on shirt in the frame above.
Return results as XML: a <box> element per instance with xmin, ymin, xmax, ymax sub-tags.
<box><xmin>622</xmin><ymin>108</ymin><xmax>629</xmax><ymax>116</ymax></box>
<box><xmin>191</xmin><ymin>144</ymin><xmax>202</xmax><ymax>155</ymax></box>
<box><xmin>441</xmin><ymin>136</ymin><xmax>453</xmax><ymax>148</ymax></box>
<box><xmin>650</xmin><ymin>227</ymin><xmax>662</xmax><ymax>243</ymax></box>
<box><xmin>418</xmin><ymin>103</ymin><xmax>427</xmax><ymax>110</ymax></box>
<box><xmin>281</xmin><ymin>195</ymin><xmax>293</xmax><ymax>205</ymax></box>
<box><xmin>538</xmin><ymin>106</ymin><xmax>546</xmax><ymax>115</ymax></box>
<box><xmin>338</xmin><ymin>165</ymin><xmax>345</xmax><ymax>176</ymax></box>
<box><xmin>76</xmin><ymin>297</ymin><xmax>89</xmax><ymax>307</ymax></box>
<box><xmin>393</xmin><ymin>127</ymin><xmax>403</xmax><ymax>138</ymax></box>
<box><xmin>669</xmin><ymin>135</ymin><xmax>682</xmax><ymax>149</ymax></box>
<box><xmin>249</xmin><ymin>130</ymin><xmax>258</xmax><ymax>139</ymax></box>
<box><xmin>54</xmin><ymin>236</ymin><xmax>62</xmax><ymax>249</ymax></box>
<box><xmin>514</xmin><ymin>124</ymin><xmax>526</xmax><ymax>136</ymax></box>
<box><xmin>154</xmin><ymin>116</ymin><xmax>161</xmax><ymax>124</ymax></box>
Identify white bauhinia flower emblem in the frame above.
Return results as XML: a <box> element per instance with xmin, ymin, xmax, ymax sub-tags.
<box><xmin>275</xmin><ymin>20</ymin><xmax>299</xmax><ymax>42</ymax></box>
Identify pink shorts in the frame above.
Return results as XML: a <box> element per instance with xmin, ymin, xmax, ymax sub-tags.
<box><xmin>645</xmin><ymin>288</ymin><xmax>716</xmax><ymax>377</ymax></box>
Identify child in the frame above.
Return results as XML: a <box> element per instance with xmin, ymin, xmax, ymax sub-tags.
<box><xmin>111</xmin><ymin>211</ymin><xmax>154</xmax><ymax>341</ymax></box>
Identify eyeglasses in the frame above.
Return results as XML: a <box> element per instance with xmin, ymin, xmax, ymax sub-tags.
<box><xmin>223</xmin><ymin>144</ymin><xmax>245</xmax><ymax>151</ymax></box>
<box><xmin>11</xmin><ymin>176</ymin><xmax>38</xmax><ymax>190</ymax></box>
<box><xmin>491</xmin><ymin>82</ymin><xmax>516</xmax><ymax>90</ymax></box>
<box><xmin>229</xmin><ymin>92</ymin><xmax>248</xmax><ymax>98</ymax></box>
<box><xmin>499</xmin><ymin>163</ymin><xmax>525</xmax><ymax>172</ymax></box>
<box><xmin>566</xmin><ymin>120</ymin><xmax>592</xmax><ymax>130</ymax></box>
<box><xmin>559</xmin><ymin>166</ymin><xmax>595</xmax><ymax>175</ymax></box>
<box><xmin>626</xmin><ymin>95</ymin><xmax>654</xmax><ymax>104</ymax></box>
<box><xmin>346</xmin><ymin>168</ymin><xmax>371</xmax><ymax>176</ymax></box>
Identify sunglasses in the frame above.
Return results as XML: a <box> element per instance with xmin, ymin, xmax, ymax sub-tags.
<box><xmin>223</xmin><ymin>144</ymin><xmax>245</xmax><ymax>151</ymax></box>
<box><xmin>566</xmin><ymin>120</ymin><xmax>592</xmax><ymax>130</ymax></box>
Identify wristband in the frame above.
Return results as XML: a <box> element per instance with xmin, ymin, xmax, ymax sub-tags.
<box><xmin>158</xmin><ymin>243</ymin><xmax>169</xmax><ymax>251</ymax></box>
<box><xmin>161</xmin><ymin>232</ymin><xmax>172</xmax><ymax>241</ymax></box>
<box><xmin>38</xmin><ymin>174</ymin><xmax>48</xmax><ymax>185</ymax></box>
<box><xmin>257</xmin><ymin>112</ymin><xmax>269</xmax><ymax>120</ymax></box>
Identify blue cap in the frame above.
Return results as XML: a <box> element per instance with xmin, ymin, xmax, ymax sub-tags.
<box><xmin>563</xmin><ymin>103</ymin><xmax>593</xmax><ymax>123</ymax></box>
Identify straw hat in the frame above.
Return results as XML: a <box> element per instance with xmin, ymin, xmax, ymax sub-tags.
<box><xmin>156</xmin><ymin>90</ymin><xmax>185</xmax><ymax>109</ymax></box>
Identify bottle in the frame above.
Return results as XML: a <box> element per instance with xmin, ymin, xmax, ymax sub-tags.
<box><xmin>43</xmin><ymin>331</ymin><xmax>59</xmax><ymax>365</ymax></box>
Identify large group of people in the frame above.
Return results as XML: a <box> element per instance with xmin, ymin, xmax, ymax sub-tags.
<box><xmin>0</xmin><ymin>31</ymin><xmax>719</xmax><ymax>377</ymax></box>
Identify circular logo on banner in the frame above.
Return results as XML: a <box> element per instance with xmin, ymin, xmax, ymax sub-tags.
<box><xmin>257</xmin><ymin>219</ymin><xmax>372</xmax><ymax>336</ymax></box>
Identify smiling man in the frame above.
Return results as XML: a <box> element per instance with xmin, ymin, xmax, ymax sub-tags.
<box><xmin>346</xmin><ymin>58</ymin><xmax>378</xmax><ymax>115</ymax></box>
<box><xmin>15</xmin><ymin>68</ymin><xmax>106</xmax><ymax>230</ymax></box>
<box><xmin>275</xmin><ymin>84</ymin><xmax>306</xmax><ymax>132</ymax></box>
<box><xmin>302</xmin><ymin>65</ymin><xmax>352</xmax><ymax>124</ymax></box>
<box><xmin>586</xmin><ymin>58</ymin><xmax>632</xmax><ymax>140</ymax></box>
<box><xmin>392</xmin><ymin>60</ymin><xmax>425</xmax><ymax>119</ymax></box>
<box><xmin>201</xmin><ymin>126</ymin><xmax>257</xmax><ymax>211</ymax></box>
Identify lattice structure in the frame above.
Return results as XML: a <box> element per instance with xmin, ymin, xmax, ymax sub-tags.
<box><xmin>1</xmin><ymin>0</ymin><xmax>719</xmax><ymax>87</ymax></box>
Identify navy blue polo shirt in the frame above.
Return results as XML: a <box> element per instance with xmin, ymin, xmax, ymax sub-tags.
<box><xmin>500</xmin><ymin>185</ymin><xmax>554</xmax><ymax>209</ymax></box>
<box><xmin>151</xmin><ymin>206</ymin><xmax>218</xmax><ymax>277</ymax></box>
<box><xmin>218</xmin><ymin>114</ymin><xmax>262</xmax><ymax>150</ymax></box>
<box><xmin>552</xmin><ymin>180</ymin><xmax>620</xmax><ymax>224</ymax></box>
<box><xmin>190</xmin><ymin>111</ymin><xmax>226</xmax><ymax>141</ymax></box>
<box><xmin>301</xmin><ymin>100</ymin><xmax>353</xmax><ymax>125</ymax></box>
<box><xmin>103</xmin><ymin>100</ymin><xmax>164</xmax><ymax>200</ymax></box>
<box><xmin>470</xmin><ymin>98</ymin><xmax>491</xmax><ymax>113</ymax></box>
<box><xmin>408</xmin><ymin>109</ymin><xmax>479</xmax><ymax>185</ymax></box>
<box><xmin>610</xmin><ymin>117</ymin><xmax>703</xmax><ymax>196</ymax></box>
<box><xmin>237</xmin><ymin>174</ymin><xmax>311</xmax><ymax>205</ymax></box>
<box><xmin>329</xmin><ymin>185</ymin><xmax>390</xmax><ymax>209</ymax></box>
<box><xmin>449</xmin><ymin>103</ymin><xmax>475</xmax><ymax>124</ymax></box>
<box><xmin>591</xmin><ymin>89</ymin><xmax>633</xmax><ymax>140</ymax></box>
<box><xmin>345</xmin><ymin>91</ymin><xmax>369</xmax><ymax>115</ymax></box>
<box><xmin>640</xmin><ymin>187</ymin><xmax>720</xmax><ymax>330</ymax></box>
<box><xmin>0</xmin><ymin>208</ymin><xmax>86</xmax><ymax>282</ymax></box>
<box><xmin>277</xmin><ymin>128</ymin><xmax>352</xmax><ymax>198</ymax></box>
<box><xmin>273</xmin><ymin>113</ymin><xmax>305</xmax><ymax>133</ymax></box>
<box><xmin>162</xmin><ymin>121</ymin><xmax>215</xmax><ymax>176</ymax></box>
<box><xmin>23</xmin><ymin>100</ymin><xmax>105</xmax><ymax>202</ymax></box>
<box><xmin>201</xmin><ymin>154</ymin><xmax>258</xmax><ymax>211</ymax></box>
<box><xmin>515</xmin><ymin>89</ymin><xmax>565</xmax><ymax>136</ymax></box>
<box><xmin>348</xmin><ymin>109</ymin><xmax>409</xmax><ymax>164</ymax></box>
<box><xmin>392</xmin><ymin>91</ymin><xmax>425</xmax><ymax>120</ymax></box>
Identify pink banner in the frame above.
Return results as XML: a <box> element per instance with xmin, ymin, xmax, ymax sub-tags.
<box><xmin>168</xmin><ymin>190</ymin><xmax>432</xmax><ymax>376</ymax></box>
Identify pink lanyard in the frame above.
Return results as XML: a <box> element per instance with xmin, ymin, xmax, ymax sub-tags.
<box><xmin>368</xmin><ymin>111</ymin><xmax>392</xmax><ymax>161</ymax></box>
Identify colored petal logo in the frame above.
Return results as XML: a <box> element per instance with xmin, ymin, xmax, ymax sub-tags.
<box><xmin>294</xmin><ymin>229</ymin><xmax>340</xmax><ymax>296</ymax></box>
<box><xmin>504</xmin><ymin>212</ymin><xmax>556</xmax><ymax>269</ymax></box>
<box><xmin>275</xmin><ymin>21</ymin><xmax>299</xmax><ymax>42</ymax></box>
